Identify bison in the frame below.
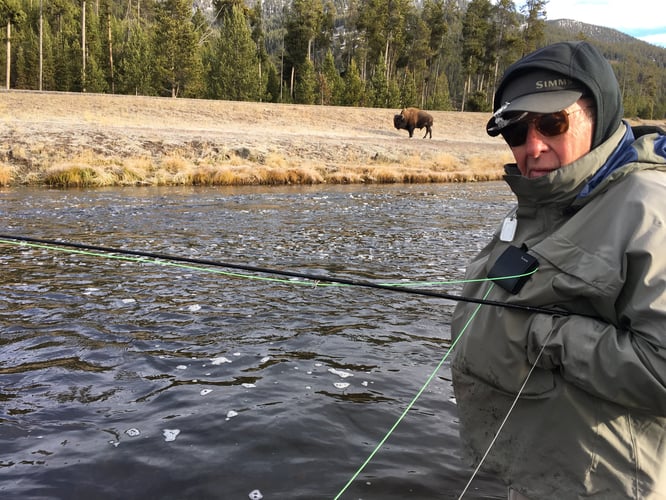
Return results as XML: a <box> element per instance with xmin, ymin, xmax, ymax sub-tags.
<box><xmin>393</xmin><ymin>107</ymin><xmax>433</xmax><ymax>139</ymax></box>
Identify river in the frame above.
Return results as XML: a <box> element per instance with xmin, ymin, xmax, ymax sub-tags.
<box><xmin>0</xmin><ymin>182</ymin><xmax>514</xmax><ymax>499</ymax></box>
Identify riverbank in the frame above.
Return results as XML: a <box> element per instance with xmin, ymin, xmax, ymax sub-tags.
<box><xmin>0</xmin><ymin>91</ymin><xmax>518</xmax><ymax>188</ymax></box>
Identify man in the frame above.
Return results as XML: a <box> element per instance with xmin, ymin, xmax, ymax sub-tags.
<box><xmin>450</xmin><ymin>41</ymin><xmax>666</xmax><ymax>499</ymax></box>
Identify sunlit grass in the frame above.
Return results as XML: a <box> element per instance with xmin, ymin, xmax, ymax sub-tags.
<box><xmin>28</xmin><ymin>149</ymin><xmax>507</xmax><ymax>188</ymax></box>
<box><xmin>43</xmin><ymin>165</ymin><xmax>99</xmax><ymax>187</ymax></box>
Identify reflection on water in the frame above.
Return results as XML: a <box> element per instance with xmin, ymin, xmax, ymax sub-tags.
<box><xmin>1</xmin><ymin>183</ymin><xmax>513</xmax><ymax>499</ymax></box>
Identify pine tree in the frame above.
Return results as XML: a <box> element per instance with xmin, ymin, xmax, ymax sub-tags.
<box><xmin>152</xmin><ymin>0</ymin><xmax>201</xmax><ymax>97</ymax></box>
<box><xmin>14</xmin><ymin>24</ymin><xmax>37</xmax><ymax>89</ymax></box>
<box><xmin>318</xmin><ymin>49</ymin><xmax>342</xmax><ymax>105</ymax></box>
<box><xmin>207</xmin><ymin>4</ymin><xmax>260</xmax><ymax>101</ymax></box>
<box><xmin>82</xmin><ymin>1</ymin><xmax>108</xmax><ymax>92</ymax></box>
<box><xmin>283</xmin><ymin>0</ymin><xmax>332</xmax><ymax>100</ymax></box>
<box><xmin>342</xmin><ymin>58</ymin><xmax>364</xmax><ymax>106</ymax></box>
<box><xmin>369</xmin><ymin>52</ymin><xmax>388</xmax><ymax>107</ymax></box>
<box><xmin>264</xmin><ymin>59</ymin><xmax>281</xmax><ymax>102</ymax></box>
<box><xmin>398</xmin><ymin>67</ymin><xmax>418</xmax><ymax>108</ymax></box>
<box><xmin>355</xmin><ymin>0</ymin><xmax>411</xmax><ymax>83</ymax></box>
<box><xmin>460</xmin><ymin>0</ymin><xmax>493</xmax><ymax>111</ymax></box>
<box><xmin>486</xmin><ymin>0</ymin><xmax>521</xmax><ymax>106</ymax></box>
<box><xmin>294</xmin><ymin>58</ymin><xmax>316</xmax><ymax>104</ymax></box>
<box><xmin>428</xmin><ymin>70</ymin><xmax>452</xmax><ymax>110</ymax></box>
<box><xmin>1</xmin><ymin>0</ymin><xmax>26</xmax><ymax>89</ymax></box>
<box><xmin>117</xmin><ymin>22</ymin><xmax>154</xmax><ymax>95</ymax></box>
<box><xmin>522</xmin><ymin>0</ymin><xmax>547</xmax><ymax>56</ymax></box>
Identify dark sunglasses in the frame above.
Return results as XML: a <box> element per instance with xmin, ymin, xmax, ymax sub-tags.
<box><xmin>500</xmin><ymin>109</ymin><xmax>584</xmax><ymax>147</ymax></box>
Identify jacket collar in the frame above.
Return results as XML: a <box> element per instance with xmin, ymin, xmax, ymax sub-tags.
<box><xmin>502</xmin><ymin>123</ymin><xmax>629</xmax><ymax>208</ymax></box>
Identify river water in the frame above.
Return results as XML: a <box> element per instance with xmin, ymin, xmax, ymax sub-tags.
<box><xmin>1</xmin><ymin>182</ymin><xmax>514</xmax><ymax>500</ymax></box>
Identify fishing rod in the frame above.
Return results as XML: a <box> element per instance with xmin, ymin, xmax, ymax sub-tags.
<box><xmin>0</xmin><ymin>233</ymin><xmax>566</xmax><ymax>317</ymax></box>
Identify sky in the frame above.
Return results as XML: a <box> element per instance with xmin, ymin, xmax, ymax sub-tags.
<box><xmin>542</xmin><ymin>0</ymin><xmax>666</xmax><ymax>48</ymax></box>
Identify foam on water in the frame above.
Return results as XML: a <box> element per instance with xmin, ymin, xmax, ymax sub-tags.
<box><xmin>162</xmin><ymin>429</ymin><xmax>180</xmax><ymax>442</ymax></box>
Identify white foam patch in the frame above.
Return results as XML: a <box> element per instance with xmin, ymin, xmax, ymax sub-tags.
<box><xmin>334</xmin><ymin>382</ymin><xmax>350</xmax><ymax>389</ymax></box>
<box><xmin>241</xmin><ymin>383</ymin><xmax>256</xmax><ymax>388</ymax></box>
<box><xmin>125</xmin><ymin>428</ymin><xmax>140</xmax><ymax>437</ymax></box>
<box><xmin>163</xmin><ymin>429</ymin><xmax>180</xmax><ymax>442</ymax></box>
<box><xmin>121</xmin><ymin>298</ymin><xmax>136</xmax><ymax>304</ymax></box>
<box><xmin>211</xmin><ymin>356</ymin><xmax>232</xmax><ymax>365</ymax></box>
<box><xmin>328</xmin><ymin>368</ymin><xmax>353</xmax><ymax>378</ymax></box>
<box><xmin>176</xmin><ymin>365</ymin><xmax>187</xmax><ymax>370</ymax></box>
<box><xmin>187</xmin><ymin>304</ymin><xmax>201</xmax><ymax>312</ymax></box>
<box><xmin>248</xmin><ymin>490</ymin><xmax>263</xmax><ymax>500</ymax></box>
<box><xmin>226</xmin><ymin>410</ymin><xmax>238</xmax><ymax>420</ymax></box>
<box><xmin>200</xmin><ymin>389</ymin><xmax>212</xmax><ymax>396</ymax></box>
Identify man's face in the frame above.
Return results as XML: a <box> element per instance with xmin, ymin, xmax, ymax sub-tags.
<box><xmin>507</xmin><ymin>99</ymin><xmax>595</xmax><ymax>179</ymax></box>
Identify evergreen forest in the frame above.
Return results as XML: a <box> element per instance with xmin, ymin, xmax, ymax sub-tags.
<box><xmin>1</xmin><ymin>0</ymin><xmax>665</xmax><ymax>118</ymax></box>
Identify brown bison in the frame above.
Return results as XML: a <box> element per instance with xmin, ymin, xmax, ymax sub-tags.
<box><xmin>393</xmin><ymin>107</ymin><xmax>433</xmax><ymax>139</ymax></box>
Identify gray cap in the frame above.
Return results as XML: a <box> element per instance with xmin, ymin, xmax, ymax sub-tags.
<box><xmin>487</xmin><ymin>69</ymin><xmax>585</xmax><ymax>135</ymax></box>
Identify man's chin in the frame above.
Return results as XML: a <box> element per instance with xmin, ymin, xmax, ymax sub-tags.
<box><xmin>527</xmin><ymin>168</ymin><xmax>556</xmax><ymax>179</ymax></box>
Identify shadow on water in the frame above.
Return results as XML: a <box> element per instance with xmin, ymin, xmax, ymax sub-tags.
<box><xmin>0</xmin><ymin>183</ymin><xmax>513</xmax><ymax>499</ymax></box>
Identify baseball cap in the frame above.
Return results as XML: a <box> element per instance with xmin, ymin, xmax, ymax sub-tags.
<box><xmin>486</xmin><ymin>69</ymin><xmax>586</xmax><ymax>135</ymax></box>
<box><xmin>487</xmin><ymin>41</ymin><xmax>623</xmax><ymax>149</ymax></box>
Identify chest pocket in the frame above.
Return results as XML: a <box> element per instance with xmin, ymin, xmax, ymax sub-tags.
<box><xmin>530</xmin><ymin>232</ymin><xmax>623</xmax><ymax>311</ymax></box>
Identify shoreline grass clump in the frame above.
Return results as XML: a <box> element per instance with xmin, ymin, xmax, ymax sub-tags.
<box><xmin>0</xmin><ymin>164</ymin><xmax>14</xmax><ymax>186</ymax></box>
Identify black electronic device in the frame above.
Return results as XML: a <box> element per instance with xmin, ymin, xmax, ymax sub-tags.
<box><xmin>488</xmin><ymin>245</ymin><xmax>539</xmax><ymax>294</ymax></box>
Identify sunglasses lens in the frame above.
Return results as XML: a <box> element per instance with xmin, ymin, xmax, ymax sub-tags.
<box><xmin>537</xmin><ymin>112</ymin><xmax>569</xmax><ymax>136</ymax></box>
<box><xmin>500</xmin><ymin>111</ymin><xmax>571</xmax><ymax>147</ymax></box>
<box><xmin>501</xmin><ymin>122</ymin><xmax>528</xmax><ymax>147</ymax></box>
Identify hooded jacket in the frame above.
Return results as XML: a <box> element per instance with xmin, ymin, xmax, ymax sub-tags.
<box><xmin>450</xmin><ymin>124</ymin><xmax>666</xmax><ymax>498</ymax></box>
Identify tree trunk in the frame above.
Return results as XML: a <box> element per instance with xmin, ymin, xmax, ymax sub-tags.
<box><xmin>290</xmin><ymin>65</ymin><xmax>295</xmax><ymax>99</ymax></box>
<box><xmin>108</xmin><ymin>12</ymin><xmax>114</xmax><ymax>93</ymax></box>
<box><xmin>82</xmin><ymin>0</ymin><xmax>87</xmax><ymax>92</ymax></box>
<box><xmin>5</xmin><ymin>23</ymin><xmax>10</xmax><ymax>90</ymax></box>
<box><xmin>39</xmin><ymin>0</ymin><xmax>43</xmax><ymax>90</ymax></box>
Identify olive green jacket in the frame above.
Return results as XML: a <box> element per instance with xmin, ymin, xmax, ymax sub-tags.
<box><xmin>451</xmin><ymin>123</ymin><xmax>666</xmax><ymax>499</ymax></box>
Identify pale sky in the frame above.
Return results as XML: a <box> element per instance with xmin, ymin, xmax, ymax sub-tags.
<box><xmin>541</xmin><ymin>0</ymin><xmax>666</xmax><ymax>47</ymax></box>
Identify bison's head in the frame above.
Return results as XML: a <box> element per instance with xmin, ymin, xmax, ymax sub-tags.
<box><xmin>393</xmin><ymin>114</ymin><xmax>405</xmax><ymax>129</ymax></box>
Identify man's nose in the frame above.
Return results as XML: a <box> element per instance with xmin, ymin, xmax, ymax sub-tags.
<box><xmin>523</xmin><ymin>123</ymin><xmax>547</xmax><ymax>156</ymax></box>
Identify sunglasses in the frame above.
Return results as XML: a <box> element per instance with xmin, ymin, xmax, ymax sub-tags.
<box><xmin>500</xmin><ymin>109</ymin><xmax>587</xmax><ymax>147</ymax></box>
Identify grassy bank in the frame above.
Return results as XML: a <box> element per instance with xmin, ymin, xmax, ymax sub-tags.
<box><xmin>0</xmin><ymin>91</ymin><xmax>514</xmax><ymax>188</ymax></box>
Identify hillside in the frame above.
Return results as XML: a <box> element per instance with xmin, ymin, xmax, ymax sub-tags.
<box><xmin>545</xmin><ymin>19</ymin><xmax>666</xmax><ymax>69</ymax></box>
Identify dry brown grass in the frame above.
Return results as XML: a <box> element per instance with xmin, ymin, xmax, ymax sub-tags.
<box><xmin>0</xmin><ymin>90</ymin><xmax>520</xmax><ymax>188</ymax></box>
<box><xmin>0</xmin><ymin>163</ymin><xmax>14</xmax><ymax>186</ymax></box>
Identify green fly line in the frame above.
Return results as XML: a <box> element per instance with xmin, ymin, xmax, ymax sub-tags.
<box><xmin>0</xmin><ymin>235</ymin><xmax>551</xmax><ymax>315</ymax></box>
<box><xmin>0</xmin><ymin>237</ymin><xmax>472</xmax><ymax>288</ymax></box>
